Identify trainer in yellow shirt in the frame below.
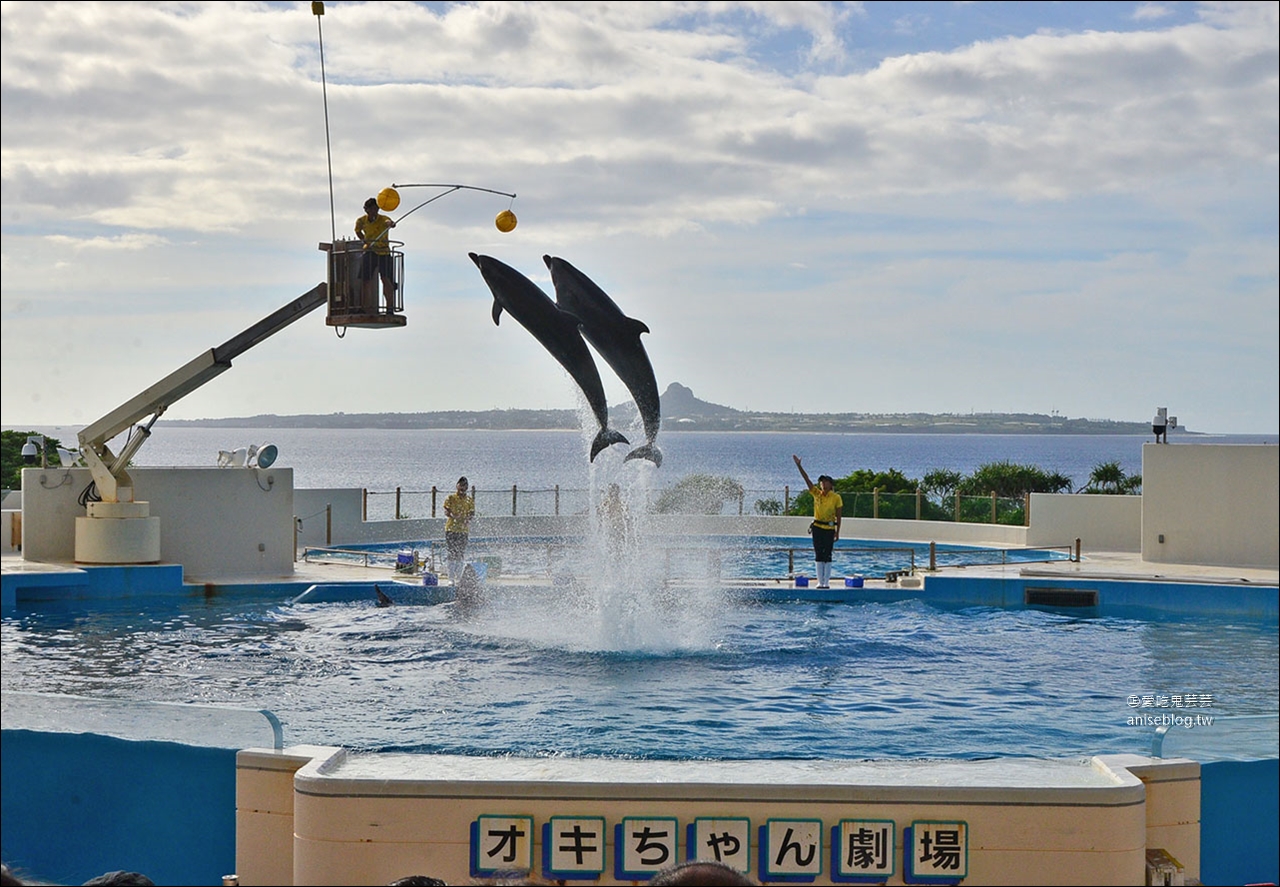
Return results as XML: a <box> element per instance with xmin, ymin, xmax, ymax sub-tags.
<box><xmin>443</xmin><ymin>476</ymin><xmax>475</xmax><ymax>583</ymax></box>
<box><xmin>355</xmin><ymin>197</ymin><xmax>398</xmax><ymax>313</ymax></box>
<box><xmin>792</xmin><ymin>454</ymin><xmax>843</xmax><ymax>589</ymax></box>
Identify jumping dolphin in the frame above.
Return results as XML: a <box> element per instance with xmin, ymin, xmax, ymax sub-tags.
<box><xmin>544</xmin><ymin>255</ymin><xmax>662</xmax><ymax>467</ymax></box>
<box><xmin>469</xmin><ymin>253</ymin><xmax>628</xmax><ymax>462</ymax></box>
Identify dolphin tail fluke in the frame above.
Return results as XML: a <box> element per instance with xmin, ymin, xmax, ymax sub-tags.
<box><xmin>623</xmin><ymin>443</ymin><xmax>663</xmax><ymax>467</ymax></box>
<box><xmin>590</xmin><ymin>428</ymin><xmax>629</xmax><ymax>462</ymax></box>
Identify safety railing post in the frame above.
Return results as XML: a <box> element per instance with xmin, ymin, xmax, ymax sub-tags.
<box><xmin>431</xmin><ymin>486</ymin><xmax>437</xmax><ymax>517</ymax></box>
<box><xmin>396</xmin><ymin>487</ymin><xmax>402</xmax><ymax>520</ymax></box>
<box><xmin>555</xmin><ymin>485</ymin><xmax>560</xmax><ymax>516</ymax></box>
<box><xmin>512</xmin><ymin>484</ymin><xmax>518</xmax><ymax>517</ymax></box>
<box><xmin>916</xmin><ymin>488</ymin><xmax>922</xmax><ymax>521</ymax></box>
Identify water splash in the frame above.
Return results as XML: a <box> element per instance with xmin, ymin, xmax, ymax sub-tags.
<box><xmin>452</xmin><ymin>396</ymin><xmax>725</xmax><ymax>653</ymax></box>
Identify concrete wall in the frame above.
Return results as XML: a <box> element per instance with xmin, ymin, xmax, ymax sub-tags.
<box><xmin>1142</xmin><ymin>444</ymin><xmax>1279</xmax><ymax>568</ymax></box>
<box><xmin>236</xmin><ymin>747</ymin><xmax>1203</xmax><ymax>887</ymax></box>
<box><xmin>2</xmin><ymin>509</ymin><xmax>17</xmax><ymax>553</ymax></box>
<box><xmin>294</xmin><ymin>487</ymin><xmax>364</xmax><ymax>549</ymax></box>
<box><xmin>1026</xmin><ymin>493</ymin><xmax>1142</xmax><ymax>552</ymax></box>
<box><xmin>19</xmin><ymin>466</ymin><xmax>295</xmax><ymax>580</ymax></box>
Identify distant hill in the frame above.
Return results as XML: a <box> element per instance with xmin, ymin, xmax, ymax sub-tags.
<box><xmin>158</xmin><ymin>382</ymin><xmax>1158</xmax><ymax>435</ymax></box>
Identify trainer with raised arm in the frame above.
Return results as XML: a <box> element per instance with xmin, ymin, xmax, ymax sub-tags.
<box><xmin>793</xmin><ymin>454</ymin><xmax>842</xmax><ymax>589</ymax></box>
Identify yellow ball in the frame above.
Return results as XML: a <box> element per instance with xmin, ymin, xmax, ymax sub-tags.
<box><xmin>377</xmin><ymin>187</ymin><xmax>400</xmax><ymax>212</ymax></box>
<box><xmin>495</xmin><ymin>210</ymin><xmax>518</xmax><ymax>233</ymax></box>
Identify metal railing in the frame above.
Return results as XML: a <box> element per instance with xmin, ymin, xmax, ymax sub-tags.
<box><xmin>358</xmin><ymin>484</ymin><xmax>1039</xmax><ymax>525</ymax></box>
<box><xmin>298</xmin><ymin>538</ymin><xmax>1074</xmax><ymax>583</ymax></box>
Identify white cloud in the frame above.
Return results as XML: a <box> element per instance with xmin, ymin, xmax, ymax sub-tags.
<box><xmin>1</xmin><ymin>1</ymin><xmax>1276</xmax><ymax>432</ymax></box>
<box><xmin>1133</xmin><ymin>3</ymin><xmax>1174</xmax><ymax>21</ymax></box>
<box><xmin>46</xmin><ymin>233</ymin><xmax>171</xmax><ymax>251</ymax></box>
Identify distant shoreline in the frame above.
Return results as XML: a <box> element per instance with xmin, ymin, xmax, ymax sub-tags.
<box><xmin>145</xmin><ymin>413</ymin><xmax>1174</xmax><ymax>435</ymax></box>
<box><xmin>7</xmin><ymin>381</ymin><xmax>1246</xmax><ymax>435</ymax></box>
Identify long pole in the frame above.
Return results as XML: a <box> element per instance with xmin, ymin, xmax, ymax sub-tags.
<box><xmin>314</xmin><ymin>2</ymin><xmax>336</xmax><ymax>243</ymax></box>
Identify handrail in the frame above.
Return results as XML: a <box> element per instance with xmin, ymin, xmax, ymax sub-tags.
<box><xmin>360</xmin><ymin>484</ymin><xmax>1044</xmax><ymax>525</ymax></box>
<box><xmin>301</xmin><ymin>539</ymin><xmax>1077</xmax><ymax>580</ymax></box>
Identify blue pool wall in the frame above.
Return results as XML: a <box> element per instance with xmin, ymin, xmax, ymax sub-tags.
<box><xmin>0</xmin><ymin>729</ymin><xmax>236</xmax><ymax>886</ymax></box>
<box><xmin>1</xmin><ymin>727</ymin><xmax>1274</xmax><ymax>886</ymax></box>
<box><xmin>1201</xmin><ymin>758</ymin><xmax>1279</xmax><ymax>885</ymax></box>
<box><xmin>3</xmin><ymin>559</ymin><xmax>1277</xmax><ymax>619</ymax></box>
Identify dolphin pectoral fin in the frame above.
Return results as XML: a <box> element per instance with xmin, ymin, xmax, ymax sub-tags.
<box><xmin>492</xmin><ymin>299</ymin><xmax>504</xmax><ymax>325</ymax></box>
<box><xmin>623</xmin><ymin>443</ymin><xmax>663</xmax><ymax>467</ymax></box>
<box><xmin>589</xmin><ymin>428</ymin><xmax>630</xmax><ymax>462</ymax></box>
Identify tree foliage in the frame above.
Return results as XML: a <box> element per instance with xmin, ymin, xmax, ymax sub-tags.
<box><xmin>654</xmin><ymin>474</ymin><xmax>745</xmax><ymax>514</ymax></box>
<box><xmin>1079</xmin><ymin>460</ymin><xmax>1142</xmax><ymax>494</ymax></box>
<box><xmin>785</xmin><ymin>460</ymin><xmax>1085</xmax><ymax>524</ymax></box>
<box><xmin>955</xmin><ymin>461</ymin><xmax>1073</xmax><ymax>497</ymax></box>
<box><xmin>754</xmin><ymin>497</ymin><xmax>783</xmax><ymax>515</ymax></box>
<box><xmin>1</xmin><ymin>430</ymin><xmax>66</xmax><ymax>491</ymax></box>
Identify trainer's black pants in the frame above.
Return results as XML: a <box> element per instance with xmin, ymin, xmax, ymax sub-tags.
<box><xmin>812</xmin><ymin>526</ymin><xmax>835</xmax><ymax>563</ymax></box>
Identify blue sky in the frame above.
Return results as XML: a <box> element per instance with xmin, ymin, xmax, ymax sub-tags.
<box><xmin>2</xmin><ymin>1</ymin><xmax>1276</xmax><ymax>433</ymax></box>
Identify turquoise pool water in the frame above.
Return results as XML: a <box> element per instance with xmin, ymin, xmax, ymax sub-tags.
<box><xmin>2</xmin><ymin>584</ymin><xmax>1274</xmax><ymax>762</ymax></box>
<box><xmin>312</xmin><ymin>536</ymin><xmax>1070</xmax><ymax>580</ymax></box>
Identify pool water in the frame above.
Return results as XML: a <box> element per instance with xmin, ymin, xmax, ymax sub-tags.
<box><xmin>318</xmin><ymin>536</ymin><xmax>1069</xmax><ymax>581</ymax></box>
<box><xmin>2</xmin><ymin>590</ymin><xmax>1274</xmax><ymax>761</ymax></box>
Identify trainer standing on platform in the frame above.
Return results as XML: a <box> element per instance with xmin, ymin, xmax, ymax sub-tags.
<box><xmin>355</xmin><ymin>196</ymin><xmax>397</xmax><ymax>314</ymax></box>
<box><xmin>443</xmin><ymin>476</ymin><xmax>475</xmax><ymax>584</ymax></box>
<box><xmin>793</xmin><ymin>455</ymin><xmax>842</xmax><ymax>589</ymax></box>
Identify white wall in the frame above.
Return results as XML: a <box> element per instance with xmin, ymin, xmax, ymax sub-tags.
<box><xmin>293</xmin><ymin>488</ymin><xmax>364</xmax><ymax>548</ymax></box>
<box><xmin>1026</xmin><ymin>493</ymin><xmax>1142</xmax><ymax>552</ymax></box>
<box><xmin>1</xmin><ymin>509</ymin><xmax>17</xmax><ymax>553</ymax></box>
<box><xmin>1142</xmin><ymin>443</ymin><xmax>1279</xmax><ymax>568</ymax></box>
<box><xmin>20</xmin><ymin>466</ymin><xmax>296</xmax><ymax>579</ymax></box>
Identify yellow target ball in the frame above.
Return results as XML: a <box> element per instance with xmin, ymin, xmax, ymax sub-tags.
<box><xmin>495</xmin><ymin>209</ymin><xmax>518</xmax><ymax>233</ymax></box>
<box><xmin>377</xmin><ymin>187</ymin><xmax>400</xmax><ymax>212</ymax></box>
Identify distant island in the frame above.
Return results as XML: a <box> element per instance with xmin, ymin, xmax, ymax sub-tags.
<box><xmin>158</xmin><ymin>382</ymin><xmax>1168</xmax><ymax>435</ymax></box>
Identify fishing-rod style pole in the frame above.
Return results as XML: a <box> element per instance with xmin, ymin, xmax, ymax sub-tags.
<box><xmin>388</xmin><ymin>183</ymin><xmax>519</xmax><ymax>227</ymax></box>
<box><xmin>393</xmin><ymin>183</ymin><xmax>519</xmax><ymax>199</ymax></box>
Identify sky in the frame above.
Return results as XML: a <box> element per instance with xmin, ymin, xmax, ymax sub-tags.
<box><xmin>2</xmin><ymin>1</ymin><xmax>1277</xmax><ymax>434</ymax></box>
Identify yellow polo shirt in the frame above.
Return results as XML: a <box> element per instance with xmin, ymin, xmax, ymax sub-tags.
<box><xmin>810</xmin><ymin>487</ymin><xmax>843</xmax><ymax>529</ymax></box>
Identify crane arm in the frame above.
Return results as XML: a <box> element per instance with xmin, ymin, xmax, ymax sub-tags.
<box><xmin>77</xmin><ymin>284</ymin><xmax>328</xmax><ymax>502</ymax></box>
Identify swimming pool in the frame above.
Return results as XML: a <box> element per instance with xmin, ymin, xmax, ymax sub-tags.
<box><xmin>2</xmin><ymin>586</ymin><xmax>1274</xmax><ymax>762</ymax></box>
<box><xmin>306</xmin><ymin>536</ymin><xmax>1071</xmax><ymax>581</ymax></box>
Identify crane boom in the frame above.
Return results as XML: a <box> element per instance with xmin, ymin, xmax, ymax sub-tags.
<box><xmin>77</xmin><ymin>284</ymin><xmax>328</xmax><ymax>503</ymax></box>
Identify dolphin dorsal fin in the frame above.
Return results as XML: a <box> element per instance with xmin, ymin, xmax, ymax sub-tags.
<box><xmin>626</xmin><ymin>316</ymin><xmax>650</xmax><ymax>337</ymax></box>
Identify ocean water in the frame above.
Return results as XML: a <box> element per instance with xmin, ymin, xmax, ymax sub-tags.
<box><xmin>23</xmin><ymin>423</ymin><xmax>1272</xmax><ymax>495</ymax></box>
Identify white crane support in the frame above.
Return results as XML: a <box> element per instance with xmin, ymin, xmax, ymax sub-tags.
<box><xmin>77</xmin><ymin>284</ymin><xmax>328</xmax><ymax>503</ymax></box>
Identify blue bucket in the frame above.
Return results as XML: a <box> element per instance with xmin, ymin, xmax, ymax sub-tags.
<box><xmin>794</xmin><ymin>575</ymin><xmax>809</xmax><ymax>588</ymax></box>
<box><xmin>422</xmin><ymin>572</ymin><xmax>439</xmax><ymax>587</ymax></box>
<box><xmin>845</xmin><ymin>576</ymin><xmax>864</xmax><ymax>588</ymax></box>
